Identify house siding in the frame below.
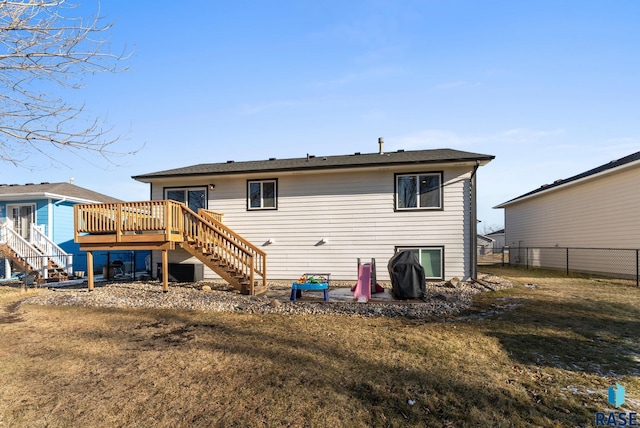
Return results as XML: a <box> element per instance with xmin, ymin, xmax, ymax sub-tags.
<box><xmin>52</xmin><ymin>202</ymin><xmax>75</xmax><ymax>243</ymax></box>
<box><xmin>151</xmin><ymin>165</ymin><xmax>473</xmax><ymax>281</ymax></box>
<box><xmin>505</xmin><ymin>166</ymin><xmax>640</xmax><ymax>248</ymax></box>
<box><xmin>503</xmin><ymin>165</ymin><xmax>640</xmax><ymax>276</ymax></box>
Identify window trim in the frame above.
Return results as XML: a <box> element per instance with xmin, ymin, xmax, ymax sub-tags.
<box><xmin>395</xmin><ymin>245</ymin><xmax>445</xmax><ymax>280</ymax></box>
<box><xmin>7</xmin><ymin>203</ymin><xmax>37</xmax><ymax>240</ymax></box>
<box><xmin>163</xmin><ymin>186</ymin><xmax>208</xmax><ymax>212</ymax></box>
<box><xmin>246</xmin><ymin>178</ymin><xmax>278</xmax><ymax>211</ymax></box>
<box><xmin>394</xmin><ymin>171</ymin><xmax>443</xmax><ymax>211</ymax></box>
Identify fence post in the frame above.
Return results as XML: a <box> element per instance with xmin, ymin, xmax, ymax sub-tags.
<box><xmin>636</xmin><ymin>249</ymin><xmax>639</xmax><ymax>288</ymax></box>
<box><xmin>526</xmin><ymin>248</ymin><xmax>529</xmax><ymax>270</ymax></box>
<box><xmin>566</xmin><ymin>248</ymin><xmax>569</xmax><ymax>276</ymax></box>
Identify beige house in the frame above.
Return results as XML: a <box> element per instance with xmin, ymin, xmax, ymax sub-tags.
<box><xmin>132</xmin><ymin>146</ymin><xmax>494</xmax><ymax>282</ymax></box>
<box><xmin>495</xmin><ymin>151</ymin><xmax>640</xmax><ymax>277</ymax></box>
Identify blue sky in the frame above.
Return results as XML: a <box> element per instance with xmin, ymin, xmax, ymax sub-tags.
<box><xmin>4</xmin><ymin>0</ymin><xmax>640</xmax><ymax>230</ymax></box>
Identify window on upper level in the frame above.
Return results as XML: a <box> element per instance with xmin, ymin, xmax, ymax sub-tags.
<box><xmin>165</xmin><ymin>187</ymin><xmax>206</xmax><ymax>212</ymax></box>
<box><xmin>247</xmin><ymin>179</ymin><xmax>277</xmax><ymax>210</ymax></box>
<box><xmin>395</xmin><ymin>172</ymin><xmax>442</xmax><ymax>210</ymax></box>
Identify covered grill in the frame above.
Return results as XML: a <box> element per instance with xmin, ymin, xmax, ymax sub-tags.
<box><xmin>387</xmin><ymin>251</ymin><xmax>426</xmax><ymax>300</ymax></box>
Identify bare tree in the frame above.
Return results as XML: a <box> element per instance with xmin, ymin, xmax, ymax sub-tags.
<box><xmin>0</xmin><ymin>0</ymin><xmax>133</xmax><ymax>167</ymax></box>
<box><xmin>480</xmin><ymin>223</ymin><xmax>504</xmax><ymax>235</ymax></box>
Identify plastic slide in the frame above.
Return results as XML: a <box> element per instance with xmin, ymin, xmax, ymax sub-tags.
<box><xmin>353</xmin><ymin>263</ymin><xmax>372</xmax><ymax>302</ymax></box>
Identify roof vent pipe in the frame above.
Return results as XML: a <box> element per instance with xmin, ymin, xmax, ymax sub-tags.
<box><xmin>378</xmin><ymin>137</ymin><xmax>384</xmax><ymax>154</ymax></box>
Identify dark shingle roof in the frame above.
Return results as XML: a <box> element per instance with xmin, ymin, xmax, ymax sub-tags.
<box><xmin>0</xmin><ymin>182</ymin><xmax>121</xmax><ymax>203</ymax></box>
<box><xmin>133</xmin><ymin>148</ymin><xmax>495</xmax><ymax>181</ymax></box>
<box><xmin>496</xmin><ymin>151</ymin><xmax>640</xmax><ymax>207</ymax></box>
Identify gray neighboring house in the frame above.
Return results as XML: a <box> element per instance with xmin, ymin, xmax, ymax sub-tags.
<box><xmin>486</xmin><ymin>229</ymin><xmax>505</xmax><ymax>250</ymax></box>
<box><xmin>133</xmin><ymin>146</ymin><xmax>495</xmax><ymax>282</ymax></box>
<box><xmin>477</xmin><ymin>235</ymin><xmax>494</xmax><ymax>255</ymax></box>
<box><xmin>495</xmin><ymin>151</ymin><xmax>640</xmax><ymax>277</ymax></box>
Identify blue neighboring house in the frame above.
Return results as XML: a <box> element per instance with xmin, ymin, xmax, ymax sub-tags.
<box><xmin>0</xmin><ymin>182</ymin><xmax>148</xmax><ymax>281</ymax></box>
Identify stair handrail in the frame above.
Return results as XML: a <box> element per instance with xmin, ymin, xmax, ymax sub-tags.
<box><xmin>30</xmin><ymin>224</ymin><xmax>73</xmax><ymax>275</ymax></box>
<box><xmin>182</xmin><ymin>206</ymin><xmax>266</xmax><ymax>293</ymax></box>
<box><xmin>1</xmin><ymin>222</ymin><xmax>47</xmax><ymax>277</ymax></box>
<box><xmin>198</xmin><ymin>209</ymin><xmax>266</xmax><ymax>260</ymax></box>
<box><xmin>197</xmin><ymin>208</ymin><xmax>266</xmax><ymax>279</ymax></box>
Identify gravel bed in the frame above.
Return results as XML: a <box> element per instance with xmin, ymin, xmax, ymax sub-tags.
<box><xmin>20</xmin><ymin>273</ymin><xmax>512</xmax><ymax>319</ymax></box>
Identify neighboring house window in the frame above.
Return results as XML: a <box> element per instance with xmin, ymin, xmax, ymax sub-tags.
<box><xmin>396</xmin><ymin>246</ymin><xmax>444</xmax><ymax>280</ymax></box>
<box><xmin>247</xmin><ymin>179</ymin><xmax>277</xmax><ymax>210</ymax></box>
<box><xmin>7</xmin><ymin>204</ymin><xmax>36</xmax><ymax>240</ymax></box>
<box><xmin>165</xmin><ymin>187</ymin><xmax>206</xmax><ymax>212</ymax></box>
<box><xmin>395</xmin><ymin>172</ymin><xmax>442</xmax><ymax>210</ymax></box>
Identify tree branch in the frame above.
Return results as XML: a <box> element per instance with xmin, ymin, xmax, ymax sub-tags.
<box><xmin>0</xmin><ymin>0</ymin><xmax>135</xmax><ymax>166</ymax></box>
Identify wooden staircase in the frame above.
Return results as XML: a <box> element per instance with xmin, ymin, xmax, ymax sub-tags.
<box><xmin>0</xmin><ymin>222</ymin><xmax>72</xmax><ymax>283</ymax></box>
<box><xmin>74</xmin><ymin>201</ymin><xmax>267</xmax><ymax>295</ymax></box>
<box><xmin>179</xmin><ymin>208</ymin><xmax>267</xmax><ymax>295</ymax></box>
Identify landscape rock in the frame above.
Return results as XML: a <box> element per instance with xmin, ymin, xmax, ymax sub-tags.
<box><xmin>269</xmin><ymin>299</ymin><xmax>282</xmax><ymax>308</ymax></box>
<box><xmin>20</xmin><ymin>272</ymin><xmax>513</xmax><ymax>320</ymax></box>
<box><xmin>444</xmin><ymin>277</ymin><xmax>460</xmax><ymax>288</ymax></box>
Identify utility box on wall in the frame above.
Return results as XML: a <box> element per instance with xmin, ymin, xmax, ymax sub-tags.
<box><xmin>157</xmin><ymin>263</ymin><xmax>204</xmax><ymax>282</ymax></box>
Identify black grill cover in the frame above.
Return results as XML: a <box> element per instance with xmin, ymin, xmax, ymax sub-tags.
<box><xmin>387</xmin><ymin>251</ymin><xmax>426</xmax><ymax>300</ymax></box>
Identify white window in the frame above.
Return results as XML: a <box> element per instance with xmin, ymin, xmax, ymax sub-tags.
<box><xmin>7</xmin><ymin>204</ymin><xmax>36</xmax><ymax>240</ymax></box>
<box><xmin>165</xmin><ymin>187</ymin><xmax>206</xmax><ymax>212</ymax></box>
<box><xmin>247</xmin><ymin>179</ymin><xmax>277</xmax><ymax>210</ymax></box>
<box><xmin>395</xmin><ymin>172</ymin><xmax>442</xmax><ymax>210</ymax></box>
<box><xmin>396</xmin><ymin>246</ymin><xmax>444</xmax><ymax>280</ymax></box>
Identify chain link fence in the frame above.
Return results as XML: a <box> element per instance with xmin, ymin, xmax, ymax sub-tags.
<box><xmin>479</xmin><ymin>246</ymin><xmax>640</xmax><ymax>286</ymax></box>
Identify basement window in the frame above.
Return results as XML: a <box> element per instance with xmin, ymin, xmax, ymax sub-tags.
<box><xmin>395</xmin><ymin>246</ymin><xmax>444</xmax><ymax>280</ymax></box>
<box><xmin>247</xmin><ymin>179</ymin><xmax>277</xmax><ymax>210</ymax></box>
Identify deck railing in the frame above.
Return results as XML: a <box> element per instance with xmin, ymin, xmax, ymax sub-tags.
<box><xmin>75</xmin><ymin>200</ymin><xmax>175</xmax><ymax>238</ymax></box>
<box><xmin>200</xmin><ymin>209</ymin><xmax>224</xmax><ymax>223</ymax></box>
<box><xmin>74</xmin><ymin>200</ymin><xmax>266</xmax><ymax>292</ymax></box>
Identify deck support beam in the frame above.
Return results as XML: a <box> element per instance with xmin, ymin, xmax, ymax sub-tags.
<box><xmin>87</xmin><ymin>251</ymin><xmax>94</xmax><ymax>291</ymax></box>
<box><xmin>161</xmin><ymin>249</ymin><xmax>169</xmax><ymax>293</ymax></box>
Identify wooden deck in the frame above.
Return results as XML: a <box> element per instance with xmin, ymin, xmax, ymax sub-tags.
<box><xmin>74</xmin><ymin>200</ymin><xmax>266</xmax><ymax>295</ymax></box>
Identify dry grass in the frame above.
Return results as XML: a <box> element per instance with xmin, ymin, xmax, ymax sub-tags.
<box><xmin>0</xmin><ymin>268</ymin><xmax>638</xmax><ymax>427</ymax></box>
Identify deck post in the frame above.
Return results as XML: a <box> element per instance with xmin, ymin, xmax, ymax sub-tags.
<box><xmin>263</xmin><ymin>256</ymin><xmax>267</xmax><ymax>290</ymax></box>
<box><xmin>161</xmin><ymin>249</ymin><xmax>169</xmax><ymax>293</ymax></box>
<box><xmin>87</xmin><ymin>251</ymin><xmax>94</xmax><ymax>291</ymax></box>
